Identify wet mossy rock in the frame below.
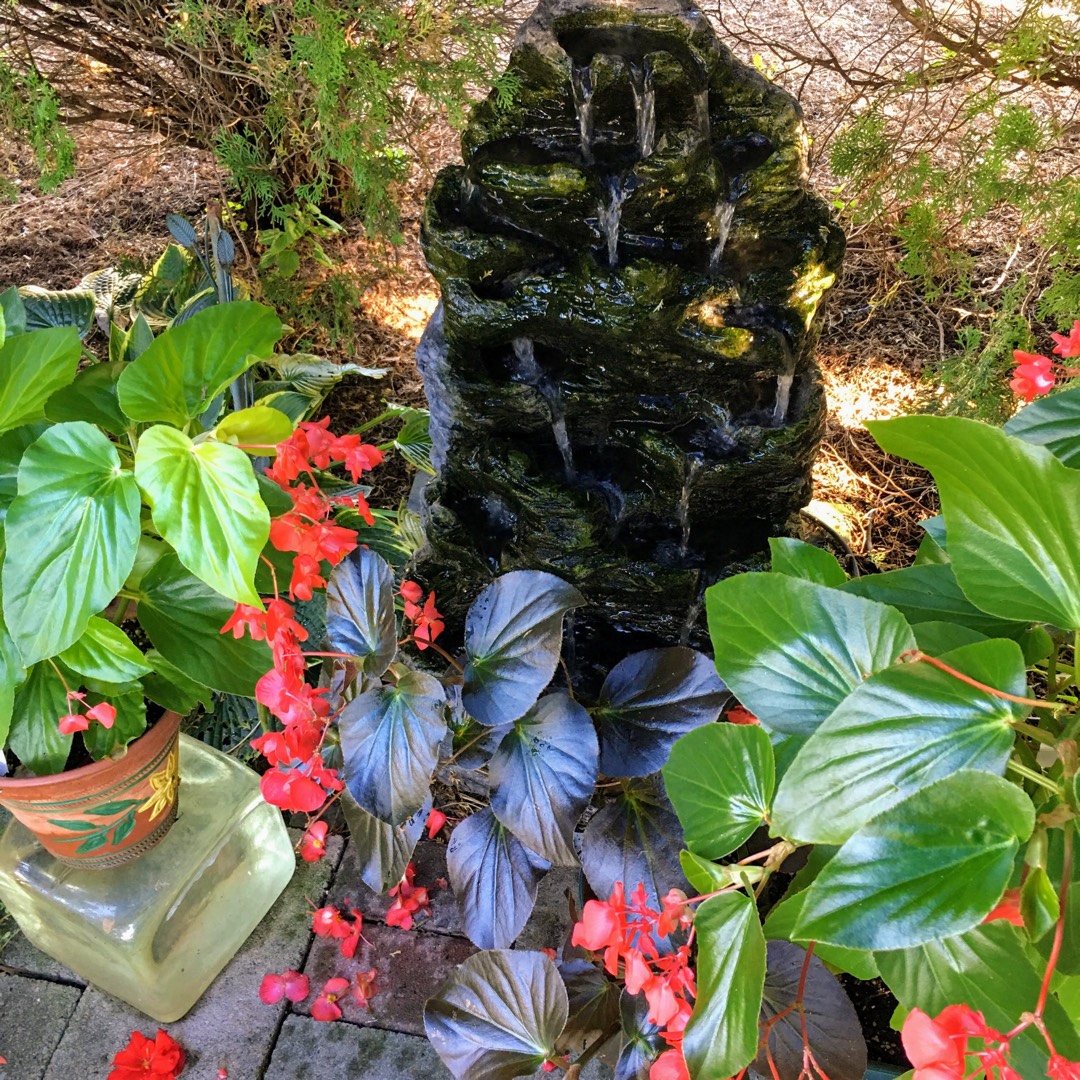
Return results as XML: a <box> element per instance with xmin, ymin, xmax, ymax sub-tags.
<box><xmin>415</xmin><ymin>0</ymin><xmax>844</xmax><ymax>663</ymax></box>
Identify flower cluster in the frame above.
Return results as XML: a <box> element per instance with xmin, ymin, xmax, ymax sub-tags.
<box><xmin>223</xmin><ymin>418</ymin><xmax>383</xmax><ymax>818</ymax></box>
<box><xmin>902</xmin><ymin>1006</ymin><xmax>1080</xmax><ymax>1080</ymax></box>
<box><xmin>310</xmin><ymin>972</ymin><xmax>379</xmax><ymax>1021</ymax></box>
<box><xmin>386</xmin><ymin>861</ymin><xmax>433</xmax><ymax>930</ymax></box>
<box><xmin>108</xmin><ymin>1029</ymin><xmax>185</xmax><ymax>1080</ymax></box>
<box><xmin>57</xmin><ymin>691</ymin><xmax>117</xmax><ymax>736</ymax></box>
<box><xmin>399</xmin><ymin>580</ymin><xmax>445</xmax><ymax>651</ymax></box>
<box><xmin>571</xmin><ymin>883</ymin><xmax>697</xmax><ymax>1080</ymax></box>
<box><xmin>1009</xmin><ymin>320</ymin><xmax>1080</xmax><ymax>402</ymax></box>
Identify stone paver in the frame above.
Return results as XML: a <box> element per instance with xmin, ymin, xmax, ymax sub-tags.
<box><xmin>515</xmin><ymin>866</ymin><xmax>579</xmax><ymax>952</ymax></box>
<box><xmin>0</xmin><ymin>974</ymin><xmax>81</xmax><ymax>1080</ymax></box>
<box><xmin>265</xmin><ymin>1014</ymin><xmax>613</xmax><ymax>1080</ymax></box>
<box><xmin>0</xmin><ymin>934</ymin><xmax>85</xmax><ymax>987</ymax></box>
<box><xmin>40</xmin><ymin>831</ymin><xmax>341</xmax><ymax>1080</ymax></box>
<box><xmin>265</xmin><ymin>1014</ymin><xmax>451</xmax><ymax>1079</ymax></box>
<box><xmin>298</xmin><ymin>919</ymin><xmax>476</xmax><ymax>1036</ymax></box>
<box><xmin>329</xmin><ymin>839</ymin><xmax>465</xmax><ymax>935</ymax></box>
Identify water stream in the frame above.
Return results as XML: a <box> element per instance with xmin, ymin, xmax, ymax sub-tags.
<box><xmin>678</xmin><ymin>570</ymin><xmax>707</xmax><ymax>647</ymax></box>
<box><xmin>571</xmin><ymin>62</ymin><xmax>595</xmax><ymax>164</ymax></box>
<box><xmin>694</xmin><ymin>89</ymin><xmax>711</xmax><ymax>146</ymax></box>
<box><xmin>628</xmin><ymin>58</ymin><xmax>656</xmax><ymax>158</ymax></box>
<box><xmin>709</xmin><ymin>201</ymin><xmax>736</xmax><ymax>274</ymax></box>
<box><xmin>677</xmin><ymin>456</ymin><xmax>703</xmax><ymax>558</ymax></box>
<box><xmin>599</xmin><ymin>175</ymin><xmax>628</xmax><ymax>268</ymax></box>
<box><xmin>511</xmin><ymin>337</ymin><xmax>577</xmax><ymax>481</ymax></box>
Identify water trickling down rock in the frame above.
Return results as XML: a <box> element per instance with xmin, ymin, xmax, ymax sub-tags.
<box><xmin>413</xmin><ymin>0</ymin><xmax>844</xmax><ymax>668</ymax></box>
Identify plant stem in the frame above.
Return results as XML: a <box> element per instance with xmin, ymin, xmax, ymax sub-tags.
<box><xmin>1005</xmin><ymin>759</ymin><xmax>1061</xmax><ymax>793</ymax></box>
<box><xmin>1036</xmin><ymin>826</ymin><xmax>1072</xmax><ymax>1018</ymax></box>
<box><xmin>424</xmin><ymin>639</ymin><xmax>464</xmax><ymax>673</ymax></box>
<box><xmin>1008</xmin><ymin>720</ymin><xmax>1058</xmax><ymax>746</ymax></box>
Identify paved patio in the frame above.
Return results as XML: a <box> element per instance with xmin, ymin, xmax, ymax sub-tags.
<box><xmin>0</xmin><ymin>827</ymin><xmax>612</xmax><ymax>1080</ymax></box>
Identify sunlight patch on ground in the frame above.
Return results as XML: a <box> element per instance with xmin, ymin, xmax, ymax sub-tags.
<box><xmin>360</xmin><ymin>285</ymin><xmax>439</xmax><ymax>343</ymax></box>
<box><xmin>820</xmin><ymin>353</ymin><xmax>923</xmax><ymax>429</ymax></box>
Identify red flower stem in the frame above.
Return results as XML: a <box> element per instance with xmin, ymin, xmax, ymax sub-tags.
<box><xmin>1035</xmin><ymin>826</ymin><xmax>1072</xmax><ymax>1019</ymax></box>
<box><xmin>902</xmin><ymin>651</ymin><xmax>1064</xmax><ymax>710</ymax></box>
<box><xmin>301</xmin><ymin>651</ymin><xmax>355</xmax><ymax>661</ymax></box>
<box><xmin>796</xmin><ymin>942</ymin><xmax>816</xmax><ymax>1003</ymax></box>
<box><xmin>423</xmin><ymin>639</ymin><xmax>464</xmax><ymax>674</ymax></box>
<box><xmin>258</xmin><ymin>554</ymin><xmax>281</xmax><ymax>600</ymax></box>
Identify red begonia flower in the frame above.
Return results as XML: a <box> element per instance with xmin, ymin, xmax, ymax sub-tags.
<box><xmin>312</xmin><ymin>904</ymin><xmax>352</xmax><ymax>939</ymax></box>
<box><xmin>571</xmin><ymin>898</ymin><xmax>623</xmax><ymax>952</ymax></box>
<box><xmin>1011</xmin><ymin>351</ymin><xmax>1056</xmax><ymax>402</ymax></box>
<box><xmin>311</xmin><ymin>977</ymin><xmax>350</xmax><ymax>1022</ymax></box>
<box><xmin>260</xmin><ymin>767</ymin><xmax>327</xmax><ymax>813</ymax></box>
<box><xmin>726</xmin><ymin>705</ymin><xmax>759</xmax><ymax>725</ymax></box>
<box><xmin>1050</xmin><ymin>320</ymin><xmax>1080</xmax><ymax>359</ymax></box>
<box><xmin>400</xmin><ymin>580</ymin><xmax>424</xmax><ymax>604</ymax></box>
<box><xmin>86</xmin><ymin>702</ymin><xmax>116</xmax><ymax>728</ymax></box>
<box><xmin>983</xmin><ymin>887</ymin><xmax>1024</xmax><ymax>927</ymax></box>
<box><xmin>108</xmin><ymin>1029</ymin><xmax>186</xmax><ymax>1080</ymax></box>
<box><xmin>340</xmin><ymin>909</ymin><xmax>365</xmax><ymax>959</ymax></box>
<box><xmin>351</xmin><ymin>969</ymin><xmax>378</xmax><ymax>1009</ymax></box>
<box><xmin>426</xmin><ymin>808</ymin><xmax>447</xmax><ymax>839</ymax></box>
<box><xmin>300</xmin><ymin>820</ymin><xmax>329</xmax><ymax>862</ymax></box>
<box><xmin>650</xmin><ymin>1049</ymin><xmax>690</xmax><ymax>1080</ymax></box>
<box><xmin>901</xmin><ymin>1006</ymin><xmax>986</xmax><ymax>1080</ymax></box>
<box><xmin>58</xmin><ymin>712</ymin><xmax>89</xmax><ymax>735</ymax></box>
<box><xmin>1049</xmin><ymin>1055</ymin><xmax>1080</xmax><ymax>1080</ymax></box>
<box><xmin>259</xmin><ymin>969</ymin><xmax>309</xmax><ymax>1005</ymax></box>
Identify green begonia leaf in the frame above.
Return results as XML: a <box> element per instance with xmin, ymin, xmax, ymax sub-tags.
<box><xmin>135</xmin><ymin>425</ymin><xmax>269</xmax><ymax>605</ymax></box>
<box><xmin>664</xmin><ymin>723</ymin><xmax>775</xmax><ymax>859</ymax></box>
<box><xmin>9</xmin><ymin>660</ymin><xmax>70</xmax><ymax>775</ymax></box>
<box><xmin>3</xmin><ymin>422</ymin><xmax>140</xmax><ymax>665</ymax></box>
<box><xmin>0</xmin><ymin>327</ymin><xmax>80</xmax><ymax>433</ymax></box>
<box><xmin>706</xmin><ymin>573</ymin><xmax>916</xmax><ymax>736</ymax></box>
<box><xmin>59</xmin><ymin>616</ymin><xmax>153</xmax><ymax>683</ymax></box>
<box><xmin>870</xmin><ymin>416</ymin><xmax>1080</xmax><ymax>629</ymax></box>
<box><xmin>683</xmin><ymin>893</ymin><xmax>766</xmax><ymax>1080</ymax></box>
<box><xmin>1004</xmin><ymin>384</ymin><xmax>1080</xmax><ymax>468</ymax></box>
<box><xmin>117</xmin><ymin>301</ymin><xmax>281</xmax><ymax>426</ymax></box>
<box><xmin>796</xmin><ymin>771</ymin><xmax>1035</xmax><ymax>949</ymax></box>
<box><xmin>136</xmin><ymin>553</ymin><xmax>270</xmax><ymax>696</ymax></box>
<box><xmin>768</xmin><ymin>537</ymin><xmax>846</xmax><ymax>586</ymax></box>
<box><xmin>772</xmin><ymin>639</ymin><xmax>1024</xmax><ymax>844</ymax></box>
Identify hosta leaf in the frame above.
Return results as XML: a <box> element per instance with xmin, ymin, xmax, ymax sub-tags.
<box><xmin>771</xmin><ymin>639</ymin><xmax>1024</xmax><ymax>845</ymax></box>
<box><xmin>3</xmin><ymin>422</ymin><xmax>140</xmax><ymax>664</ymax></box>
<box><xmin>841</xmin><ymin>564</ymin><xmax>1029</xmax><ymax>639</ymax></box>
<box><xmin>135</xmin><ymin>425</ymin><xmax>269</xmax><ymax>605</ymax></box>
<box><xmin>0</xmin><ymin>326</ymin><xmax>81</xmax><ymax>434</ymax></box>
<box><xmin>463</xmin><ymin>571</ymin><xmax>584</xmax><ymax>726</ymax></box>
<box><xmin>19</xmin><ymin>285</ymin><xmax>95</xmax><ymax>336</ymax></box>
<box><xmin>768</xmin><ymin>537</ymin><xmax>846</xmax><ymax>586</ymax></box>
<box><xmin>0</xmin><ymin>287</ymin><xmax>26</xmax><ymax>337</ymax></box>
<box><xmin>9</xmin><ymin>660</ymin><xmax>70</xmax><ymax>775</ymax></box>
<box><xmin>910</xmin><ymin>620</ymin><xmax>986</xmax><ymax>655</ymax></box>
<box><xmin>869</xmin><ymin>416</ymin><xmax>1080</xmax><ymax>629</ymax></box>
<box><xmin>663</xmin><ymin>723</ymin><xmax>775</xmax><ymax>859</ymax></box>
<box><xmin>340</xmin><ymin>788</ymin><xmax>429</xmax><ymax>893</ymax></box>
<box><xmin>45</xmin><ymin>361</ymin><xmax>131</xmax><ymax>436</ymax></box>
<box><xmin>489</xmin><ymin>691</ymin><xmax>598</xmax><ymax>864</ymax></box>
<box><xmin>59</xmin><ymin>616</ymin><xmax>153</xmax><ymax>683</ymax></box>
<box><xmin>580</xmin><ymin>776</ymin><xmax>688</xmax><ymax>911</ymax></box>
<box><xmin>0</xmin><ymin>616</ymin><xmax>25</xmax><ymax>750</ymax></box>
<box><xmin>447</xmin><ymin>808</ymin><xmax>550</xmax><ymax>949</ymax></box>
<box><xmin>136</xmin><ymin>553</ymin><xmax>270</xmax><ymax>696</ymax></box>
<box><xmin>706</xmin><ymin>573</ymin><xmax>915</xmax><ymax>736</ymax></box>
<box><xmin>425</xmin><ymin>950</ymin><xmax>567</xmax><ymax>1080</ymax></box>
<box><xmin>595</xmin><ymin>647</ymin><xmax>727</xmax><ymax>777</ymax></box>
<box><xmin>753</xmin><ymin>941</ymin><xmax>866</xmax><ymax>1080</ymax></box>
<box><xmin>117</xmin><ymin>301</ymin><xmax>281</xmax><ymax>426</ymax></box>
<box><xmin>325</xmin><ymin>547</ymin><xmax>397</xmax><ymax>677</ymax></box>
<box><xmin>339</xmin><ymin>670</ymin><xmax>446</xmax><ymax>826</ymax></box>
<box><xmin>795</xmin><ymin>771</ymin><xmax>1034</xmax><ymax>949</ymax></box>
<box><xmin>876</xmin><ymin>922</ymin><xmax>1080</xmax><ymax>1075</ymax></box>
<box><xmin>1004</xmin><ymin>384</ymin><xmax>1080</xmax><ymax>467</ymax></box>
<box><xmin>683</xmin><ymin>892</ymin><xmax>765</xmax><ymax>1080</ymax></box>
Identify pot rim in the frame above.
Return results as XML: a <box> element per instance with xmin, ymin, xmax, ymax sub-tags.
<box><xmin>0</xmin><ymin>709</ymin><xmax>182</xmax><ymax>792</ymax></box>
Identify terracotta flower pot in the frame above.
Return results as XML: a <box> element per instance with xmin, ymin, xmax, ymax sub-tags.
<box><xmin>0</xmin><ymin>711</ymin><xmax>182</xmax><ymax>869</ymax></box>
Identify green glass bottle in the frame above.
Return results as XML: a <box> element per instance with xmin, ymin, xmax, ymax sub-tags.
<box><xmin>0</xmin><ymin>736</ymin><xmax>295</xmax><ymax>1021</ymax></box>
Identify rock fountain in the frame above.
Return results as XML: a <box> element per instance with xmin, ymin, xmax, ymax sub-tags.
<box><xmin>414</xmin><ymin>0</ymin><xmax>844</xmax><ymax>668</ymax></box>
